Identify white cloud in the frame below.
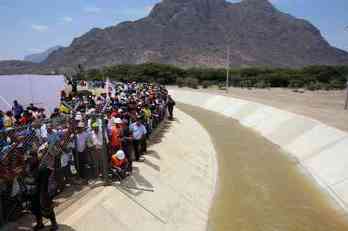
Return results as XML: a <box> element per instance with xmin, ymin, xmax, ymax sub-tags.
<box><xmin>84</xmin><ymin>6</ymin><xmax>102</xmax><ymax>14</ymax></box>
<box><xmin>62</xmin><ymin>16</ymin><xmax>73</xmax><ymax>23</ymax></box>
<box><xmin>31</xmin><ymin>24</ymin><xmax>48</xmax><ymax>32</ymax></box>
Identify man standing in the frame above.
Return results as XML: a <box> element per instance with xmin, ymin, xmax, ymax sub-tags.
<box><xmin>121</xmin><ymin>118</ymin><xmax>133</xmax><ymax>173</ymax></box>
<box><xmin>90</xmin><ymin>121</ymin><xmax>109</xmax><ymax>178</ymax></box>
<box><xmin>75</xmin><ymin>122</ymin><xmax>90</xmax><ymax>180</ymax></box>
<box><xmin>142</xmin><ymin>104</ymin><xmax>152</xmax><ymax>135</ymax></box>
<box><xmin>32</xmin><ymin>123</ymin><xmax>60</xmax><ymax>231</ymax></box>
<box><xmin>12</xmin><ymin>100</ymin><xmax>23</xmax><ymax>121</ymax></box>
<box><xmin>129</xmin><ymin>117</ymin><xmax>147</xmax><ymax>161</ymax></box>
<box><xmin>167</xmin><ymin>95</ymin><xmax>176</xmax><ymax>120</ymax></box>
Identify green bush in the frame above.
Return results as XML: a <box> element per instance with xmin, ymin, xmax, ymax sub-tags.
<box><xmin>267</xmin><ymin>73</ymin><xmax>290</xmax><ymax>88</ymax></box>
<box><xmin>254</xmin><ymin>80</ymin><xmax>267</xmax><ymax>89</ymax></box>
<box><xmin>201</xmin><ymin>81</ymin><xmax>213</xmax><ymax>89</ymax></box>
<box><xmin>320</xmin><ymin>83</ymin><xmax>331</xmax><ymax>91</ymax></box>
<box><xmin>218</xmin><ymin>83</ymin><xmax>226</xmax><ymax>90</ymax></box>
<box><xmin>176</xmin><ymin>78</ymin><xmax>185</xmax><ymax>88</ymax></box>
<box><xmin>289</xmin><ymin>79</ymin><xmax>305</xmax><ymax>89</ymax></box>
<box><xmin>306</xmin><ymin>82</ymin><xmax>321</xmax><ymax>91</ymax></box>
<box><xmin>185</xmin><ymin>77</ymin><xmax>199</xmax><ymax>89</ymax></box>
<box><xmin>74</xmin><ymin>63</ymin><xmax>348</xmax><ymax>91</ymax></box>
<box><xmin>329</xmin><ymin>79</ymin><xmax>346</xmax><ymax>90</ymax></box>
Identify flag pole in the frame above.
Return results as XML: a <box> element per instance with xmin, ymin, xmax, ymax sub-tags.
<box><xmin>226</xmin><ymin>45</ymin><xmax>230</xmax><ymax>93</ymax></box>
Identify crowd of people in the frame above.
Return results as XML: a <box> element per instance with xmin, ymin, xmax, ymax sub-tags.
<box><xmin>0</xmin><ymin>81</ymin><xmax>175</xmax><ymax>230</ymax></box>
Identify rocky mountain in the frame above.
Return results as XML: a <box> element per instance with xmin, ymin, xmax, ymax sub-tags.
<box><xmin>24</xmin><ymin>46</ymin><xmax>63</xmax><ymax>63</ymax></box>
<box><xmin>1</xmin><ymin>0</ymin><xmax>348</xmax><ymax>74</ymax></box>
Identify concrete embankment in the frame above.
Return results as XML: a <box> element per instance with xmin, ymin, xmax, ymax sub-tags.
<box><xmin>169</xmin><ymin>89</ymin><xmax>348</xmax><ymax>212</ymax></box>
<box><xmin>57</xmin><ymin>109</ymin><xmax>217</xmax><ymax>231</ymax></box>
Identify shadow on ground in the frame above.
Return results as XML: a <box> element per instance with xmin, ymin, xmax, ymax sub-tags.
<box><xmin>2</xmin><ymin>117</ymin><xmax>177</xmax><ymax>230</ymax></box>
<box><xmin>149</xmin><ymin>119</ymin><xmax>176</xmax><ymax>145</ymax></box>
<box><xmin>2</xmin><ymin>222</ymin><xmax>77</xmax><ymax>231</ymax></box>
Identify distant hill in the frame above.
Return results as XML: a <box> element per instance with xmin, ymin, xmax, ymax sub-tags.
<box><xmin>24</xmin><ymin>46</ymin><xmax>63</xmax><ymax>63</ymax></box>
<box><xmin>1</xmin><ymin>0</ymin><xmax>348</xmax><ymax>74</ymax></box>
<box><xmin>0</xmin><ymin>60</ymin><xmax>41</xmax><ymax>75</ymax></box>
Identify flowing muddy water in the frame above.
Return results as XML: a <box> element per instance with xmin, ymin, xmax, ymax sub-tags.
<box><xmin>178</xmin><ymin>103</ymin><xmax>348</xmax><ymax>231</ymax></box>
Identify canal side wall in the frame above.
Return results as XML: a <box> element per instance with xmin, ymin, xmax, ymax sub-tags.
<box><xmin>169</xmin><ymin>89</ymin><xmax>348</xmax><ymax>212</ymax></box>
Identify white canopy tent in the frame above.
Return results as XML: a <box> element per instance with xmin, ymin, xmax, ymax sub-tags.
<box><xmin>0</xmin><ymin>75</ymin><xmax>66</xmax><ymax>113</ymax></box>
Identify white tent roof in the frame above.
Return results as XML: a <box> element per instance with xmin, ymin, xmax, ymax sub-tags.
<box><xmin>0</xmin><ymin>74</ymin><xmax>66</xmax><ymax>113</ymax></box>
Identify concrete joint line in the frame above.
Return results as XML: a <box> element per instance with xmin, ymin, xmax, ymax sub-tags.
<box><xmin>115</xmin><ymin>185</ymin><xmax>167</xmax><ymax>225</ymax></box>
<box><xmin>331</xmin><ymin>178</ymin><xmax>348</xmax><ymax>188</ymax></box>
<box><xmin>300</xmin><ymin>136</ymin><xmax>348</xmax><ymax>162</ymax></box>
<box><xmin>299</xmin><ymin>163</ymin><xmax>348</xmax><ymax>213</ymax></box>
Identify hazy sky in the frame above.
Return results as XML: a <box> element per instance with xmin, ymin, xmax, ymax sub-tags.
<box><xmin>0</xmin><ymin>0</ymin><xmax>347</xmax><ymax>60</ymax></box>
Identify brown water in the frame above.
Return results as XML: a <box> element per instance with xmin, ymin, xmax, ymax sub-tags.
<box><xmin>178</xmin><ymin>103</ymin><xmax>348</xmax><ymax>231</ymax></box>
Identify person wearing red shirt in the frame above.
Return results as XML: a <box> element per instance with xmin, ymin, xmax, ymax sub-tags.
<box><xmin>110</xmin><ymin>118</ymin><xmax>123</xmax><ymax>153</ymax></box>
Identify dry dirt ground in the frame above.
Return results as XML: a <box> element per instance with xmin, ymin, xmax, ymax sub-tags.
<box><xmin>170</xmin><ymin>86</ymin><xmax>348</xmax><ymax>132</ymax></box>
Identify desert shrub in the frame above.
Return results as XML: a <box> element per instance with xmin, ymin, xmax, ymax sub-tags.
<box><xmin>289</xmin><ymin>79</ymin><xmax>305</xmax><ymax>89</ymax></box>
<box><xmin>176</xmin><ymin>78</ymin><xmax>185</xmax><ymax>88</ymax></box>
<box><xmin>329</xmin><ymin>79</ymin><xmax>346</xmax><ymax>90</ymax></box>
<box><xmin>77</xmin><ymin>63</ymin><xmax>348</xmax><ymax>91</ymax></box>
<box><xmin>321</xmin><ymin>83</ymin><xmax>331</xmax><ymax>91</ymax></box>
<box><xmin>306</xmin><ymin>82</ymin><xmax>321</xmax><ymax>91</ymax></box>
<box><xmin>254</xmin><ymin>80</ymin><xmax>267</xmax><ymax>89</ymax></box>
<box><xmin>267</xmin><ymin>73</ymin><xmax>290</xmax><ymax>88</ymax></box>
<box><xmin>201</xmin><ymin>80</ymin><xmax>214</xmax><ymax>89</ymax></box>
<box><xmin>218</xmin><ymin>83</ymin><xmax>226</xmax><ymax>90</ymax></box>
<box><xmin>185</xmin><ymin>77</ymin><xmax>199</xmax><ymax>89</ymax></box>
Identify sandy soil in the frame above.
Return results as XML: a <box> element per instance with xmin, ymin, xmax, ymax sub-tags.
<box><xmin>169</xmin><ymin>86</ymin><xmax>348</xmax><ymax>132</ymax></box>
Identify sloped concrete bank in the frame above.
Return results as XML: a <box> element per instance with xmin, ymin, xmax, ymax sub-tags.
<box><xmin>169</xmin><ymin>89</ymin><xmax>348</xmax><ymax>212</ymax></box>
<box><xmin>56</xmin><ymin>109</ymin><xmax>217</xmax><ymax>231</ymax></box>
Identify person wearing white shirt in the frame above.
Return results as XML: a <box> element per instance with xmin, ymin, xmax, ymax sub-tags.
<box><xmin>89</xmin><ymin>121</ymin><xmax>108</xmax><ymax>177</ymax></box>
<box><xmin>129</xmin><ymin>118</ymin><xmax>147</xmax><ymax>161</ymax></box>
<box><xmin>75</xmin><ymin>122</ymin><xmax>90</xmax><ymax>179</ymax></box>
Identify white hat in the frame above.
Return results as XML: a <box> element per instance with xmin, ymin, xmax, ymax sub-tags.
<box><xmin>112</xmin><ymin>117</ymin><xmax>123</xmax><ymax>124</ymax></box>
<box><xmin>87</xmin><ymin>108</ymin><xmax>96</xmax><ymax>115</ymax></box>
<box><xmin>116</xmin><ymin>150</ymin><xmax>125</xmax><ymax>160</ymax></box>
<box><xmin>75</xmin><ymin>114</ymin><xmax>83</xmax><ymax>121</ymax></box>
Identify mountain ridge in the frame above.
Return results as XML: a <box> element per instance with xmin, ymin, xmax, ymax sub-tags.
<box><xmin>24</xmin><ymin>46</ymin><xmax>63</xmax><ymax>63</ymax></box>
<box><xmin>1</xmin><ymin>0</ymin><xmax>347</xmax><ymax>74</ymax></box>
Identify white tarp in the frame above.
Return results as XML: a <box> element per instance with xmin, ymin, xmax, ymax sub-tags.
<box><xmin>0</xmin><ymin>74</ymin><xmax>66</xmax><ymax>113</ymax></box>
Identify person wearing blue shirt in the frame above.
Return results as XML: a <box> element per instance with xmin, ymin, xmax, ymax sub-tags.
<box><xmin>12</xmin><ymin>100</ymin><xmax>24</xmax><ymax>120</ymax></box>
<box><xmin>129</xmin><ymin>117</ymin><xmax>147</xmax><ymax>161</ymax></box>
